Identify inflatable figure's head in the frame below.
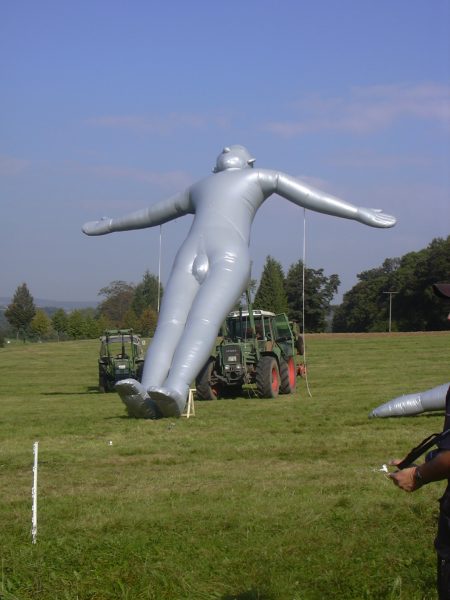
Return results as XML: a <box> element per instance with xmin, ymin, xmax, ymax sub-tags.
<box><xmin>213</xmin><ymin>145</ymin><xmax>256</xmax><ymax>173</ymax></box>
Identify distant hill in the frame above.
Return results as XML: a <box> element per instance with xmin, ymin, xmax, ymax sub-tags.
<box><xmin>0</xmin><ymin>297</ymin><xmax>98</xmax><ymax>310</ymax></box>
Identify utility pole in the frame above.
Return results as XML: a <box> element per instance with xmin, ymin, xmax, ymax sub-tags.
<box><xmin>383</xmin><ymin>291</ymin><xmax>398</xmax><ymax>333</ymax></box>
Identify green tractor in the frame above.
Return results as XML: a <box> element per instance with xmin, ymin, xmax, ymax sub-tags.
<box><xmin>98</xmin><ymin>329</ymin><xmax>146</xmax><ymax>393</ymax></box>
<box><xmin>195</xmin><ymin>297</ymin><xmax>304</xmax><ymax>400</ymax></box>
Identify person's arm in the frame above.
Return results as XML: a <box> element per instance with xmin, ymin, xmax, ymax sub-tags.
<box><xmin>82</xmin><ymin>189</ymin><xmax>193</xmax><ymax>236</ymax></box>
<box><xmin>274</xmin><ymin>172</ymin><xmax>396</xmax><ymax>228</ymax></box>
<box><xmin>389</xmin><ymin>450</ymin><xmax>450</xmax><ymax>492</ymax></box>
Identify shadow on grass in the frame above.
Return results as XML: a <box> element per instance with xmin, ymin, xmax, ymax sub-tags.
<box><xmin>41</xmin><ymin>387</ymin><xmax>104</xmax><ymax>396</ymax></box>
<box><xmin>221</xmin><ymin>590</ymin><xmax>274</xmax><ymax>600</ymax></box>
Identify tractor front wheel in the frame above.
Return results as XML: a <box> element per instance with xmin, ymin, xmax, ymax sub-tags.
<box><xmin>196</xmin><ymin>357</ymin><xmax>220</xmax><ymax>400</ymax></box>
<box><xmin>280</xmin><ymin>357</ymin><xmax>296</xmax><ymax>394</ymax></box>
<box><xmin>256</xmin><ymin>356</ymin><xmax>280</xmax><ymax>398</ymax></box>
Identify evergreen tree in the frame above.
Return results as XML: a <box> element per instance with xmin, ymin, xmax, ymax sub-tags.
<box><xmin>132</xmin><ymin>270</ymin><xmax>163</xmax><ymax>316</ymax></box>
<box><xmin>286</xmin><ymin>261</ymin><xmax>340</xmax><ymax>332</ymax></box>
<box><xmin>5</xmin><ymin>283</ymin><xmax>36</xmax><ymax>340</ymax></box>
<box><xmin>254</xmin><ymin>256</ymin><xmax>288</xmax><ymax>313</ymax></box>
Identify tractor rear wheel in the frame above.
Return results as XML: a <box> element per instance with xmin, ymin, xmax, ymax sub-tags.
<box><xmin>256</xmin><ymin>356</ymin><xmax>280</xmax><ymax>398</ymax></box>
<box><xmin>196</xmin><ymin>357</ymin><xmax>219</xmax><ymax>400</ymax></box>
<box><xmin>280</xmin><ymin>357</ymin><xmax>296</xmax><ymax>394</ymax></box>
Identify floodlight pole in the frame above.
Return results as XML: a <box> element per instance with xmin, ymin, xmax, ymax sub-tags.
<box><xmin>383</xmin><ymin>291</ymin><xmax>398</xmax><ymax>333</ymax></box>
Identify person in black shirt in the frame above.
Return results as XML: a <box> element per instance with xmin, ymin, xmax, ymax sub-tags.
<box><xmin>389</xmin><ymin>282</ymin><xmax>450</xmax><ymax>599</ymax></box>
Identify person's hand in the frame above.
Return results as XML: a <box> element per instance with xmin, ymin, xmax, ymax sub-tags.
<box><xmin>388</xmin><ymin>460</ymin><xmax>421</xmax><ymax>492</ymax></box>
<box><xmin>357</xmin><ymin>207</ymin><xmax>396</xmax><ymax>228</ymax></box>
<box><xmin>82</xmin><ymin>217</ymin><xmax>113</xmax><ymax>236</ymax></box>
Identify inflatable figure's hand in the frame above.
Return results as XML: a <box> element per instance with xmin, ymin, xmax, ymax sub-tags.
<box><xmin>357</xmin><ymin>208</ymin><xmax>396</xmax><ymax>228</ymax></box>
<box><xmin>82</xmin><ymin>217</ymin><xmax>113</xmax><ymax>236</ymax></box>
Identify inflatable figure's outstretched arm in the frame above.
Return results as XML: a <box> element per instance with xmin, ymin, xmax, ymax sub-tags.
<box><xmin>370</xmin><ymin>383</ymin><xmax>450</xmax><ymax>418</ymax></box>
<box><xmin>274</xmin><ymin>173</ymin><xmax>396</xmax><ymax>228</ymax></box>
<box><xmin>82</xmin><ymin>189</ymin><xmax>193</xmax><ymax>236</ymax></box>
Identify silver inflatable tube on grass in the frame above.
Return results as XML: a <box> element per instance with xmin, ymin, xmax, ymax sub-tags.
<box><xmin>370</xmin><ymin>383</ymin><xmax>450</xmax><ymax>418</ymax></box>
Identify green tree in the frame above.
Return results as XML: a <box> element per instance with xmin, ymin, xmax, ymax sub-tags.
<box><xmin>95</xmin><ymin>314</ymin><xmax>110</xmax><ymax>335</ymax></box>
<box><xmin>82</xmin><ymin>309</ymin><xmax>103</xmax><ymax>339</ymax></box>
<box><xmin>132</xmin><ymin>270</ymin><xmax>163</xmax><ymax>316</ymax></box>
<box><xmin>333</xmin><ymin>258</ymin><xmax>400</xmax><ymax>333</ymax></box>
<box><xmin>51</xmin><ymin>309</ymin><xmax>68</xmax><ymax>340</ymax></box>
<box><xmin>254</xmin><ymin>256</ymin><xmax>288</xmax><ymax>313</ymax></box>
<box><xmin>139</xmin><ymin>306</ymin><xmax>159</xmax><ymax>337</ymax></box>
<box><xmin>31</xmin><ymin>309</ymin><xmax>51</xmax><ymax>340</ymax></box>
<box><xmin>286</xmin><ymin>261</ymin><xmax>340</xmax><ymax>332</ymax></box>
<box><xmin>333</xmin><ymin>236</ymin><xmax>450</xmax><ymax>332</ymax></box>
<box><xmin>122</xmin><ymin>308</ymin><xmax>141</xmax><ymax>332</ymax></box>
<box><xmin>67</xmin><ymin>310</ymin><xmax>86</xmax><ymax>339</ymax></box>
<box><xmin>394</xmin><ymin>237</ymin><xmax>450</xmax><ymax>331</ymax></box>
<box><xmin>97</xmin><ymin>281</ymin><xmax>135</xmax><ymax>327</ymax></box>
<box><xmin>5</xmin><ymin>283</ymin><xmax>36</xmax><ymax>340</ymax></box>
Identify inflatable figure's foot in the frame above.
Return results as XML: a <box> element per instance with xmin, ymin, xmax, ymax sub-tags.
<box><xmin>148</xmin><ymin>386</ymin><xmax>187</xmax><ymax>418</ymax></box>
<box><xmin>115</xmin><ymin>379</ymin><xmax>161</xmax><ymax>419</ymax></box>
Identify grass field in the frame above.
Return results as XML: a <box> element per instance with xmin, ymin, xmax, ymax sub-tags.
<box><xmin>1</xmin><ymin>332</ymin><xmax>450</xmax><ymax>600</ymax></box>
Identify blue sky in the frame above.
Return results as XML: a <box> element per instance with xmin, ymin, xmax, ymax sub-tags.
<box><xmin>2</xmin><ymin>1</ymin><xmax>449</xmax><ymax>304</ymax></box>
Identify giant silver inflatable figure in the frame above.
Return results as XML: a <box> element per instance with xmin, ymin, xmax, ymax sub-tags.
<box><xmin>83</xmin><ymin>145</ymin><xmax>396</xmax><ymax>418</ymax></box>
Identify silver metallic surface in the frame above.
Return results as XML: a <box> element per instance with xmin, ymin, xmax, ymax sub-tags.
<box><xmin>83</xmin><ymin>145</ymin><xmax>396</xmax><ymax>418</ymax></box>
<box><xmin>370</xmin><ymin>382</ymin><xmax>450</xmax><ymax>418</ymax></box>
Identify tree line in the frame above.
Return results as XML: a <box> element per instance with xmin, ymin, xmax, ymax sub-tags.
<box><xmin>333</xmin><ymin>236</ymin><xmax>450</xmax><ymax>332</ymax></box>
<box><xmin>2</xmin><ymin>236</ymin><xmax>449</xmax><ymax>343</ymax></box>
<box><xmin>252</xmin><ymin>256</ymin><xmax>339</xmax><ymax>332</ymax></box>
<box><xmin>1</xmin><ymin>271</ymin><xmax>162</xmax><ymax>343</ymax></box>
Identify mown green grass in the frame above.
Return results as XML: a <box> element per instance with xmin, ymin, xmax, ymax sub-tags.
<box><xmin>1</xmin><ymin>333</ymin><xmax>449</xmax><ymax>599</ymax></box>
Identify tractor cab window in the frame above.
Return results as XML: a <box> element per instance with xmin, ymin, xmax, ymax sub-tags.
<box><xmin>272</xmin><ymin>314</ymin><xmax>292</xmax><ymax>342</ymax></box>
<box><xmin>262</xmin><ymin>316</ymin><xmax>272</xmax><ymax>340</ymax></box>
<box><xmin>226</xmin><ymin>316</ymin><xmax>248</xmax><ymax>340</ymax></box>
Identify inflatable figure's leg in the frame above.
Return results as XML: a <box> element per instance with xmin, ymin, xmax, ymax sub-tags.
<box><xmin>140</xmin><ymin>265</ymin><xmax>200</xmax><ymax>389</ymax></box>
<box><xmin>370</xmin><ymin>383</ymin><xmax>450</xmax><ymax>418</ymax></box>
<box><xmin>115</xmin><ymin>379</ymin><xmax>161</xmax><ymax>419</ymax></box>
<box><xmin>150</xmin><ymin>254</ymin><xmax>251</xmax><ymax>417</ymax></box>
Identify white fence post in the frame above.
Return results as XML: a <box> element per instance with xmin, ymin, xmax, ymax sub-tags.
<box><xmin>31</xmin><ymin>441</ymin><xmax>38</xmax><ymax>544</ymax></box>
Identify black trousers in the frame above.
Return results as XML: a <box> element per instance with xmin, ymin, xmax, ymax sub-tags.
<box><xmin>438</xmin><ymin>556</ymin><xmax>450</xmax><ymax>600</ymax></box>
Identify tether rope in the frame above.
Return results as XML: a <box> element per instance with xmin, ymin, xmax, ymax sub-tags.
<box><xmin>302</xmin><ymin>209</ymin><xmax>312</xmax><ymax>398</ymax></box>
<box><xmin>157</xmin><ymin>225</ymin><xmax>162</xmax><ymax>313</ymax></box>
